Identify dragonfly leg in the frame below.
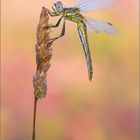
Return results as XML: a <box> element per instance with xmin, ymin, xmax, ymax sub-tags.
<box><xmin>44</xmin><ymin>16</ymin><xmax>63</xmax><ymax>29</ymax></box>
<box><xmin>47</xmin><ymin>19</ymin><xmax>66</xmax><ymax>46</ymax></box>
<box><xmin>42</xmin><ymin>7</ymin><xmax>58</xmax><ymax>17</ymax></box>
<box><xmin>47</xmin><ymin>9</ymin><xmax>58</xmax><ymax>17</ymax></box>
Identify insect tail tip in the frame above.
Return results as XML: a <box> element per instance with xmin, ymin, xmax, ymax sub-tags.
<box><xmin>89</xmin><ymin>76</ymin><xmax>92</xmax><ymax>82</ymax></box>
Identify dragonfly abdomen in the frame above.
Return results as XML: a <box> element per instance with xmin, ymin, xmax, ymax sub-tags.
<box><xmin>77</xmin><ymin>22</ymin><xmax>93</xmax><ymax>81</ymax></box>
<box><xmin>63</xmin><ymin>8</ymin><xmax>93</xmax><ymax>80</ymax></box>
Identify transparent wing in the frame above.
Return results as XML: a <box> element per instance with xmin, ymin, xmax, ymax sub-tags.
<box><xmin>84</xmin><ymin>17</ymin><xmax>118</xmax><ymax>35</ymax></box>
<box><xmin>76</xmin><ymin>0</ymin><xmax>116</xmax><ymax>12</ymax></box>
<box><xmin>65</xmin><ymin>3</ymin><xmax>74</xmax><ymax>8</ymax></box>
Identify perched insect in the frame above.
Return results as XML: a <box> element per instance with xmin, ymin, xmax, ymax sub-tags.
<box><xmin>46</xmin><ymin>0</ymin><xmax>118</xmax><ymax>81</ymax></box>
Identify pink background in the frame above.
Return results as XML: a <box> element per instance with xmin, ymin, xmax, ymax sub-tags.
<box><xmin>1</xmin><ymin>0</ymin><xmax>139</xmax><ymax>140</ymax></box>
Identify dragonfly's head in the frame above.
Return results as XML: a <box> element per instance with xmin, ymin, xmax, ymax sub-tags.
<box><xmin>52</xmin><ymin>1</ymin><xmax>64</xmax><ymax>14</ymax></box>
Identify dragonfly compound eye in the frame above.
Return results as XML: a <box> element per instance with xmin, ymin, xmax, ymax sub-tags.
<box><xmin>55</xmin><ymin>1</ymin><xmax>63</xmax><ymax>12</ymax></box>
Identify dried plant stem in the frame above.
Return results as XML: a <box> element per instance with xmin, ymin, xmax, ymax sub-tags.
<box><xmin>32</xmin><ymin>7</ymin><xmax>53</xmax><ymax>140</ymax></box>
<box><xmin>32</xmin><ymin>97</ymin><xmax>38</xmax><ymax>140</ymax></box>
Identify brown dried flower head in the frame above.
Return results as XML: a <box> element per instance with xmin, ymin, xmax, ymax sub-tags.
<box><xmin>33</xmin><ymin>7</ymin><xmax>53</xmax><ymax>99</ymax></box>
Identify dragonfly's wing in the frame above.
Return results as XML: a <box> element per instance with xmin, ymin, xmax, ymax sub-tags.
<box><xmin>77</xmin><ymin>22</ymin><xmax>93</xmax><ymax>81</ymax></box>
<box><xmin>76</xmin><ymin>0</ymin><xmax>116</xmax><ymax>12</ymax></box>
<box><xmin>84</xmin><ymin>17</ymin><xmax>118</xmax><ymax>34</ymax></box>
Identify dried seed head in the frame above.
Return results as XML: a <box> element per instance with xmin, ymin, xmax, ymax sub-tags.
<box><xmin>33</xmin><ymin>7</ymin><xmax>53</xmax><ymax>99</ymax></box>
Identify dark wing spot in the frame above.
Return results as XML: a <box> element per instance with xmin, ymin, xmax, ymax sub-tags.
<box><xmin>108</xmin><ymin>22</ymin><xmax>112</xmax><ymax>25</ymax></box>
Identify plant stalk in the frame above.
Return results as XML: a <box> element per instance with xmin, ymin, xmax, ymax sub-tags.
<box><xmin>32</xmin><ymin>97</ymin><xmax>38</xmax><ymax>140</ymax></box>
<box><xmin>32</xmin><ymin>7</ymin><xmax>52</xmax><ymax>140</ymax></box>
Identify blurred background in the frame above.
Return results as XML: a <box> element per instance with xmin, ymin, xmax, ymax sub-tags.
<box><xmin>1</xmin><ymin>0</ymin><xmax>139</xmax><ymax>140</ymax></box>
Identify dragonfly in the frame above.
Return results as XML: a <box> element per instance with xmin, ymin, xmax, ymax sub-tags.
<box><xmin>46</xmin><ymin>0</ymin><xmax>118</xmax><ymax>81</ymax></box>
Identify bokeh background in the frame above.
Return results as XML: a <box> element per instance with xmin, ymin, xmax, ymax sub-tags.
<box><xmin>1</xmin><ymin>0</ymin><xmax>139</xmax><ymax>140</ymax></box>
